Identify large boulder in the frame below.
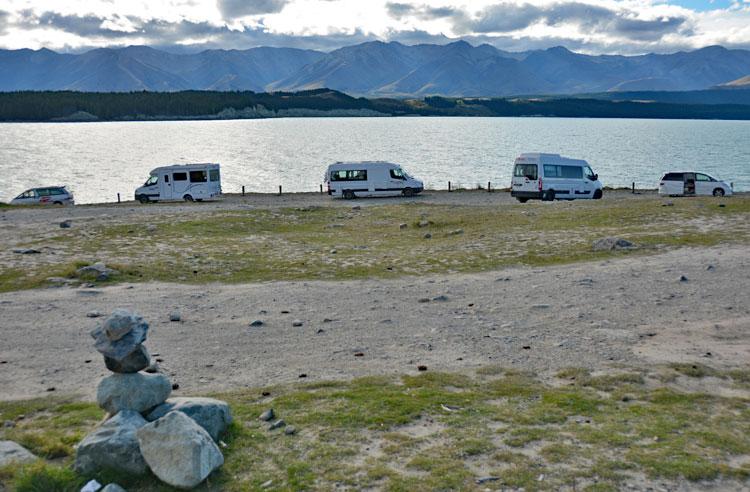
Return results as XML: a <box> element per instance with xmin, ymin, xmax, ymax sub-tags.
<box><xmin>136</xmin><ymin>411</ymin><xmax>224</xmax><ymax>489</ymax></box>
<box><xmin>90</xmin><ymin>309</ymin><xmax>149</xmax><ymax>362</ymax></box>
<box><xmin>74</xmin><ymin>410</ymin><xmax>148</xmax><ymax>475</ymax></box>
<box><xmin>97</xmin><ymin>373</ymin><xmax>171</xmax><ymax>414</ymax></box>
<box><xmin>104</xmin><ymin>345</ymin><xmax>151</xmax><ymax>374</ymax></box>
<box><xmin>0</xmin><ymin>441</ymin><xmax>37</xmax><ymax>466</ymax></box>
<box><xmin>145</xmin><ymin>397</ymin><xmax>232</xmax><ymax>442</ymax></box>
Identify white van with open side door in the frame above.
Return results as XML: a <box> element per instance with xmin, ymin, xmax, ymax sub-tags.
<box><xmin>135</xmin><ymin>163</ymin><xmax>221</xmax><ymax>203</ymax></box>
<box><xmin>658</xmin><ymin>172</ymin><xmax>732</xmax><ymax>197</ymax></box>
<box><xmin>325</xmin><ymin>161</ymin><xmax>424</xmax><ymax>199</ymax></box>
<box><xmin>511</xmin><ymin>153</ymin><xmax>603</xmax><ymax>203</ymax></box>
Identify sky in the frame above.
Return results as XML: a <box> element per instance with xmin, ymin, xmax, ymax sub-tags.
<box><xmin>0</xmin><ymin>0</ymin><xmax>749</xmax><ymax>55</ymax></box>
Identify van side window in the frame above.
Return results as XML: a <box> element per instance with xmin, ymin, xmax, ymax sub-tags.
<box><xmin>49</xmin><ymin>188</ymin><xmax>64</xmax><ymax>195</ymax></box>
<box><xmin>37</xmin><ymin>188</ymin><xmax>51</xmax><ymax>196</ymax></box>
<box><xmin>513</xmin><ymin>164</ymin><xmax>537</xmax><ymax>180</ymax></box>
<box><xmin>209</xmin><ymin>169</ymin><xmax>220</xmax><ymax>182</ymax></box>
<box><xmin>331</xmin><ymin>170</ymin><xmax>367</xmax><ymax>181</ymax></box>
<box><xmin>173</xmin><ymin>172</ymin><xmax>187</xmax><ymax>181</ymax></box>
<box><xmin>189</xmin><ymin>170</ymin><xmax>207</xmax><ymax>183</ymax></box>
<box><xmin>543</xmin><ymin>165</ymin><xmax>560</xmax><ymax>178</ymax></box>
<box><xmin>390</xmin><ymin>168</ymin><xmax>406</xmax><ymax>180</ymax></box>
<box><xmin>695</xmin><ymin>173</ymin><xmax>712</xmax><ymax>182</ymax></box>
<box><xmin>561</xmin><ymin>166</ymin><xmax>583</xmax><ymax>179</ymax></box>
<box><xmin>663</xmin><ymin>173</ymin><xmax>683</xmax><ymax>181</ymax></box>
<box><xmin>164</xmin><ymin>175</ymin><xmax>170</xmax><ymax>183</ymax></box>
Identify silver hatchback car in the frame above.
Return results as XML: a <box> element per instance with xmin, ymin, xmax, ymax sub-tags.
<box><xmin>10</xmin><ymin>186</ymin><xmax>75</xmax><ymax>205</ymax></box>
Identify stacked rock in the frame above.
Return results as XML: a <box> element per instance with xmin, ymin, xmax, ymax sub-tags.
<box><xmin>75</xmin><ymin>309</ymin><xmax>232</xmax><ymax>490</ymax></box>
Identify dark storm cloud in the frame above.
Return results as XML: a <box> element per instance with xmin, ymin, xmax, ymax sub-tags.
<box><xmin>452</xmin><ymin>2</ymin><xmax>689</xmax><ymax>41</ymax></box>
<box><xmin>216</xmin><ymin>0</ymin><xmax>291</xmax><ymax>19</ymax></box>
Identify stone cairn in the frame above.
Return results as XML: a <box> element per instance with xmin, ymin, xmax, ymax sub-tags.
<box><xmin>75</xmin><ymin>309</ymin><xmax>232</xmax><ymax>490</ymax></box>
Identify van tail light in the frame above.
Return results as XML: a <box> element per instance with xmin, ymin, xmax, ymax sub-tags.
<box><xmin>538</xmin><ymin>178</ymin><xmax>543</xmax><ymax>191</ymax></box>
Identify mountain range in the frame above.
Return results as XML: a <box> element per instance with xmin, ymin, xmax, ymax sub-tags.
<box><xmin>2</xmin><ymin>41</ymin><xmax>750</xmax><ymax>97</ymax></box>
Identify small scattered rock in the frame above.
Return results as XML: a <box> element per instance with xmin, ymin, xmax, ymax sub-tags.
<box><xmin>46</xmin><ymin>386</ymin><xmax>56</xmax><ymax>392</ymax></box>
<box><xmin>101</xmin><ymin>484</ymin><xmax>127</xmax><ymax>492</ymax></box>
<box><xmin>3</xmin><ymin>420</ymin><xmax>15</xmax><ymax>428</ymax></box>
<box><xmin>417</xmin><ymin>220</ymin><xmax>429</xmax><ymax>228</ymax></box>
<box><xmin>592</xmin><ymin>237</ymin><xmax>635</xmax><ymax>251</ymax></box>
<box><xmin>718</xmin><ymin>203</ymin><xmax>726</xmax><ymax>208</ymax></box>
<box><xmin>354</xmin><ymin>352</ymin><xmax>364</xmax><ymax>357</ymax></box>
<box><xmin>432</xmin><ymin>295</ymin><xmax>449</xmax><ymax>302</ymax></box>
<box><xmin>169</xmin><ymin>311</ymin><xmax>181</xmax><ymax>322</ymax></box>
<box><xmin>476</xmin><ymin>476</ymin><xmax>500</xmax><ymax>484</ymax></box>
<box><xmin>261</xmin><ymin>479</ymin><xmax>274</xmax><ymax>489</ymax></box>
<box><xmin>171</xmin><ymin>383</ymin><xmax>180</xmax><ymax>390</ymax></box>
<box><xmin>250</xmin><ymin>320</ymin><xmax>264</xmax><ymax>327</ymax></box>
<box><xmin>531</xmin><ymin>304</ymin><xmax>550</xmax><ymax>309</ymax></box>
<box><xmin>259</xmin><ymin>409</ymin><xmax>275</xmax><ymax>422</ymax></box>
<box><xmin>292</xmin><ymin>319</ymin><xmax>303</xmax><ymax>327</ymax></box>
<box><xmin>269</xmin><ymin>419</ymin><xmax>286</xmax><ymax>430</ymax></box>
<box><xmin>679</xmin><ymin>275</ymin><xmax>689</xmax><ymax>282</ymax></box>
<box><xmin>423</xmin><ymin>233</ymin><xmax>432</xmax><ymax>239</ymax></box>
<box><xmin>80</xmin><ymin>480</ymin><xmax>102</xmax><ymax>492</ymax></box>
<box><xmin>417</xmin><ymin>365</ymin><xmax>427</xmax><ymax>371</ymax></box>
<box><xmin>662</xmin><ymin>202</ymin><xmax>674</xmax><ymax>207</ymax></box>
<box><xmin>418</xmin><ymin>297</ymin><xmax>430</xmax><ymax>303</ymax></box>
<box><xmin>298</xmin><ymin>373</ymin><xmax>307</xmax><ymax>378</ymax></box>
<box><xmin>316</xmin><ymin>328</ymin><xmax>325</xmax><ymax>334</ymax></box>
<box><xmin>448</xmin><ymin>229</ymin><xmax>464</xmax><ymax>236</ymax></box>
<box><xmin>59</xmin><ymin>220</ymin><xmax>72</xmax><ymax>228</ymax></box>
<box><xmin>86</xmin><ymin>310</ymin><xmax>104</xmax><ymax>318</ymax></box>
<box><xmin>77</xmin><ymin>262</ymin><xmax>117</xmax><ymax>281</ymax></box>
<box><xmin>0</xmin><ymin>440</ymin><xmax>38</xmax><ymax>466</ymax></box>
<box><xmin>12</xmin><ymin>248</ymin><xmax>41</xmax><ymax>254</ymax></box>
<box><xmin>284</xmin><ymin>426</ymin><xmax>297</xmax><ymax>435</ymax></box>
<box><xmin>399</xmin><ymin>223</ymin><xmax>408</xmax><ymax>229</ymax></box>
<box><xmin>706</xmin><ymin>265</ymin><xmax>715</xmax><ymax>271</ymax></box>
<box><xmin>351</xmin><ymin>205</ymin><xmax>361</xmax><ymax>210</ymax></box>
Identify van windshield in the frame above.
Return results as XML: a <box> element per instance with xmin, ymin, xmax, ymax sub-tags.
<box><xmin>514</xmin><ymin>164</ymin><xmax>537</xmax><ymax>180</ymax></box>
<box><xmin>145</xmin><ymin>175</ymin><xmax>158</xmax><ymax>186</ymax></box>
<box><xmin>584</xmin><ymin>166</ymin><xmax>595</xmax><ymax>180</ymax></box>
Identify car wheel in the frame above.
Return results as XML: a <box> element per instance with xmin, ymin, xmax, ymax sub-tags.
<box><xmin>137</xmin><ymin>196</ymin><xmax>150</xmax><ymax>204</ymax></box>
<box><xmin>184</xmin><ymin>194</ymin><xmax>194</xmax><ymax>202</ymax></box>
<box><xmin>543</xmin><ymin>189</ymin><xmax>555</xmax><ymax>201</ymax></box>
<box><xmin>53</xmin><ymin>201</ymin><xmax>63</xmax><ymax>205</ymax></box>
<box><xmin>343</xmin><ymin>190</ymin><xmax>355</xmax><ymax>200</ymax></box>
<box><xmin>517</xmin><ymin>197</ymin><xmax>529</xmax><ymax>203</ymax></box>
<box><xmin>593</xmin><ymin>189</ymin><xmax>603</xmax><ymax>200</ymax></box>
<box><xmin>402</xmin><ymin>187</ymin><xmax>414</xmax><ymax>197</ymax></box>
<box><xmin>713</xmin><ymin>188</ymin><xmax>725</xmax><ymax>197</ymax></box>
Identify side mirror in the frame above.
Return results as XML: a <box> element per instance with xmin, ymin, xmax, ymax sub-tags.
<box><xmin>592</xmin><ymin>174</ymin><xmax>598</xmax><ymax>181</ymax></box>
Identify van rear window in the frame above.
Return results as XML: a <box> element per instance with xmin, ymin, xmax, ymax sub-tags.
<box><xmin>331</xmin><ymin>170</ymin><xmax>367</xmax><ymax>181</ymax></box>
<box><xmin>663</xmin><ymin>173</ymin><xmax>684</xmax><ymax>181</ymax></box>
<box><xmin>209</xmin><ymin>169</ymin><xmax>220</xmax><ymax>182</ymax></box>
<box><xmin>513</xmin><ymin>164</ymin><xmax>537</xmax><ymax>180</ymax></box>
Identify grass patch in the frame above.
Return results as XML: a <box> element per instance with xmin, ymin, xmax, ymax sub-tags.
<box><xmin>2</xmin><ymin>367</ymin><xmax>750</xmax><ymax>490</ymax></box>
<box><xmin>3</xmin><ymin>195</ymin><xmax>750</xmax><ymax>292</ymax></box>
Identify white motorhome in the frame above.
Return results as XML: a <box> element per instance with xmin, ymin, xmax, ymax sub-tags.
<box><xmin>135</xmin><ymin>163</ymin><xmax>221</xmax><ymax>203</ymax></box>
<box><xmin>658</xmin><ymin>171</ymin><xmax>733</xmax><ymax>197</ymax></box>
<box><xmin>510</xmin><ymin>153</ymin><xmax>603</xmax><ymax>202</ymax></box>
<box><xmin>325</xmin><ymin>161</ymin><xmax>424</xmax><ymax>199</ymax></box>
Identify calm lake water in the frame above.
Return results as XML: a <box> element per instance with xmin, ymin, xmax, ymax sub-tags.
<box><xmin>1</xmin><ymin>117</ymin><xmax>749</xmax><ymax>204</ymax></box>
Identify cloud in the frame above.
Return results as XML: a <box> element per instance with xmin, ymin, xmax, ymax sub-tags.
<box><xmin>216</xmin><ymin>0</ymin><xmax>291</xmax><ymax>19</ymax></box>
<box><xmin>385</xmin><ymin>2</ymin><xmax>461</xmax><ymax>21</ymax></box>
<box><xmin>450</xmin><ymin>2</ymin><xmax>690</xmax><ymax>42</ymax></box>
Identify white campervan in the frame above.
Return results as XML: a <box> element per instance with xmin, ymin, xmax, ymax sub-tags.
<box><xmin>325</xmin><ymin>161</ymin><xmax>424</xmax><ymax>199</ymax></box>
<box><xmin>135</xmin><ymin>163</ymin><xmax>221</xmax><ymax>203</ymax></box>
<box><xmin>511</xmin><ymin>153</ymin><xmax>603</xmax><ymax>202</ymax></box>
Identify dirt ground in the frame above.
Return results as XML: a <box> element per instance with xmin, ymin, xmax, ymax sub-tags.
<box><xmin>1</xmin><ymin>241</ymin><xmax>748</xmax><ymax>401</ymax></box>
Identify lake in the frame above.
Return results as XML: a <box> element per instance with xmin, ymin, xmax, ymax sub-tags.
<box><xmin>1</xmin><ymin>117</ymin><xmax>749</xmax><ymax>204</ymax></box>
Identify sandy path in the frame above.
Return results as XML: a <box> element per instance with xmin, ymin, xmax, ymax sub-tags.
<box><xmin>1</xmin><ymin>245</ymin><xmax>748</xmax><ymax>401</ymax></box>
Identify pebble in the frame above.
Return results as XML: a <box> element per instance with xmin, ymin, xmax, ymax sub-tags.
<box><xmin>292</xmin><ymin>319</ymin><xmax>303</xmax><ymax>327</ymax></box>
<box><xmin>284</xmin><ymin>426</ymin><xmax>297</xmax><ymax>435</ymax></box>
<box><xmin>269</xmin><ymin>419</ymin><xmax>286</xmax><ymax>430</ymax></box>
<box><xmin>423</xmin><ymin>233</ymin><xmax>432</xmax><ymax>239</ymax></box>
<box><xmin>418</xmin><ymin>297</ymin><xmax>430</xmax><ymax>303</ymax></box>
<box><xmin>432</xmin><ymin>295</ymin><xmax>449</xmax><ymax>302</ymax></box>
<box><xmin>250</xmin><ymin>320</ymin><xmax>264</xmax><ymax>327</ymax></box>
<box><xmin>329</xmin><ymin>249</ymin><xmax>337</xmax><ymax>254</ymax></box>
<box><xmin>259</xmin><ymin>409</ymin><xmax>275</xmax><ymax>422</ymax></box>
<box><xmin>399</xmin><ymin>223</ymin><xmax>407</xmax><ymax>229</ymax></box>
<box><xmin>169</xmin><ymin>311</ymin><xmax>181</xmax><ymax>322</ymax></box>
<box><xmin>59</xmin><ymin>220</ymin><xmax>72</xmax><ymax>228</ymax></box>
<box><xmin>679</xmin><ymin>275</ymin><xmax>689</xmax><ymax>282</ymax></box>
<box><xmin>12</xmin><ymin>248</ymin><xmax>41</xmax><ymax>254</ymax></box>
<box><xmin>86</xmin><ymin>310</ymin><xmax>103</xmax><ymax>318</ymax></box>
<box><xmin>417</xmin><ymin>220</ymin><xmax>429</xmax><ymax>228</ymax></box>
<box><xmin>417</xmin><ymin>365</ymin><xmax>427</xmax><ymax>371</ymax></box>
